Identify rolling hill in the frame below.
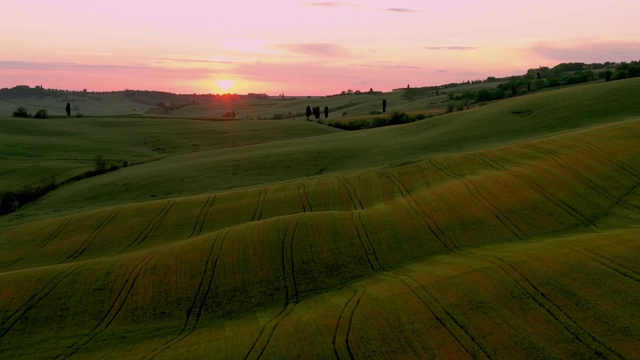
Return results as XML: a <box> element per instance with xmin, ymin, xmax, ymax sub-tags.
<box><xmin>1</xmin><ymin>78</ymin><xmax>639</xmax><ymax>359</ymax></box>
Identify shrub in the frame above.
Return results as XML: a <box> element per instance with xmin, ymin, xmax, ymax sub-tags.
<box><xmin>94</xmin><ymin>155</ymin><xmax>108</xmax><ymax>173</ymax></box>
<box><xmin>34</xmin><ymin>109</ymin><xmax>48</xmax><ymax>118</ymax></box>
<box><xmin>12</xmin><ymin>107</ymin><xmax>30</xmax><ymax>117</ymax></box>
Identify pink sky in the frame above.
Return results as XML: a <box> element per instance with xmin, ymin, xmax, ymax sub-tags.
<box><xmin>1</xmin><ymin>0</ymin><xmax>638</xmax><ymax>95</ymax></box>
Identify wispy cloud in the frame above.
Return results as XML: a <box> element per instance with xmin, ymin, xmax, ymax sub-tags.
<box><xmin>274</xmin><ymin>43</ymin><xmax>350</xmax><ymax>57</ymax></box>
<box><xmin>384</xmin><ymin>8</ymin><xmax>421</xmax><ymax>13</ymax></box>
<box><xmin>159</xmin><ymin>57</ymin><xmax>235</xmax><ymax>64</ymax></box>
<box><xmin>531</xmin><ymin>40</ymin><xmax>640</xmax><ymax>63</ymax></box>
<box><xmin>425</xmin><ymin>46</ymin><xmax>477</xmax><ymax>51</ymax></box>
<box><xmin>303</xmin><ymin>2</ymin><xmax>355</xmax><ymax>7</ymax></box>
<box><xmin>0</xmin><ymin>61</ymin><xmax>210</xmax><ymax>79</ymax></box>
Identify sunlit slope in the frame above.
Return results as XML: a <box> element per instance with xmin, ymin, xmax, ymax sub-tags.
<box><xmin>1</xmin><ymin>117</ymin><xmax>639</xmax><ymax>358</ymax></box>
<box><xmin>10</xmin><ymin>78</ymin><xmax>639</xmax><ymax>222</ymax></box>
<box><xmin>0</xmin><ymin>117</ymin><xmax>339</xmax><ymax>191</ymax></box>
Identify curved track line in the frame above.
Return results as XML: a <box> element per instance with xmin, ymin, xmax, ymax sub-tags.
<box><xmin>520</xmin><ymin>143</ymin><xmax>619</xmax><ymax>201</ymax></box>
<box><xmin>484</xmin><ymin>257</ymin><xmax>623</xmax><ymax>359</ymax></box>
<box><xmin>338</xmin><ymin>177</ymin><xmax>363</xmax><ymax>210</ymax></box>
<box><xmin>612</xmin><ymin>125</ymin><xmax>640</xmax><ymax>140</ymax></box>
<box><xmin>474</xmin><ymin>153</ymin><xmax>599</xmax><ymax>231</ymax></box>
<box><xmin>145</xmin><ymin>230</ymin><xmax>229</xmax><ymax>359</ymax></box>
<box><xmin>430</xmin><ymin>159</ymin><xmax>528</xmax><ymax>241</ymax></box>
<box><xmin>297</xmin><ymin>184</ymin><xmax>312</xmax><ymax>213</ymax></box>
<box><xmin>190</xmin><ymin>195</ymin><xmax>215</xmax><ymax>238</ymax></box>
<box><xmin>568</xmin><ymin>138</ymin><xmax>640</xmax><ymax>180</ymax></box>
<box><xmin>350</xmin><ymin>214</ymin><xmax>487</xmax><ymax>359</ymax></box>
<box><xmin>56</xmin><ymin>253</ymin><xmax>157</xmax><ymax>359</ymax></box>
<box><xmin>1</xmin><ymin>218</ymin><xmax>71</xmax><ymax>270</ymax></box>
<box><xmin>332</xmin><ymin>288</ymin><xmax>360</xmax><ymax>360</ymax></box>
<box><xmin>65</xmin><ymin>209</ymin><xmax>121</xmax><ymax>262</ymax></box>
<box><xmin>378</xmin><ymin>171</ymin><xmax>455</xmax><ymax>251</ymax></box>
<box><xmin>0</xmin><ymin>266</ymin><xmax>78</xmax><ymax>338</ymax></box>
<box><xmin>384</xmin><ymin>270</ymin><xmax>489</xmax><ymax>359</ymax></box>
<box><xmin>122</xmin><ymin>200</ymin><xmax>175</xmax><ymax>252</ymax></box>
<box><xmin>251</xmin><ymin>189</ymin><xmax>267</xmax><ymax>222</ymax></box>
<box><xmin>570</xmin><ymin>247</ymin><xmax>640</xmax><ymax>284</ymax></box>
<box><xmin>0</xmin><ymin>233</ymin><xmax>16</xmax><ymax>248</ymax></box>
<box><xmin>244</xmin><ymin>217</ymin><xmax>300</xmax><ymax>360</ymax></box>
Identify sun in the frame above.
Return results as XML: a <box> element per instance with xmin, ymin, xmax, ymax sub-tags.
<box><xmin>216</xmin><ymin>80</ymin><xmax>235</xmax><ymax>92</ymax></box>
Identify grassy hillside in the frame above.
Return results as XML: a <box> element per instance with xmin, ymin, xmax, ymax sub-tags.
<box><xmin>4</xmin><ymin>78</ymin><xmax>639</xmax><ymax>223</ymax></box>
<box><xmin>1</xmin><ymin>79</ymin><xmax>639</xmax><ymax>358</ymax></box>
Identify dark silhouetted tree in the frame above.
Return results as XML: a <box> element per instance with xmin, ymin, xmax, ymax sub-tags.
<box><xmin>12</xmin><ymin>107</ymin><xmax>30</xmax><ymax>117</ymax></box>
<box><xmin>66</xmin><ymin>102</ymin><xmax>71</xmax><ymax>117</ymax></box>
<box><xmin>306</xmin><ymin>105</ymin><xmax>312</xmax><ymax>119</ymax></box>
<box><xmin>324</xmin><ymin>106</ymin><xmax>329</xmax><ymax>119</ymax></box>
<box><xmin>382</xmin><ymin>99</ymin><xmax>387</xmax><ymax>113</ymax></box>
<box><xmin>34</xmin><ymin>109</ymin><xmax>48</xmax><ymax>118</ymax></box>
<box><xmin>313</xmin><ymin>106</ymin><xmax>320</xmax><ymax>120</ymax></box>
<box><xmin>605</xmin><ymin>71</ymin><xmax>612</xmax><ymax>82</ymax></box>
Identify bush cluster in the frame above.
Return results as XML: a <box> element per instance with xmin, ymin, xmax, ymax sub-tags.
<box><xmin>328</xmin><ymin>112</ymin><xmax>430</xmax><ymax>131</ymax></box>
<box><xmin>0</xmin><ymin>176</ymin><xmax>57</xmax><ymax>215</ymax></box>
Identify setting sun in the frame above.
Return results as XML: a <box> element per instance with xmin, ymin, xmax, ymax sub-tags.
<box><xmin>216</xmin><ymin>80</ymin><xmax>235</xmax><ymax>92</ymax></box>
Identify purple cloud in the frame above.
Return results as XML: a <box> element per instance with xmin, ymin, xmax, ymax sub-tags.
<box><xmin>274</xmin><ymin>43</ymin><xmax>350</xmax><ymax>57</ymax></box>
<box><xmin>425</xmin><ymin>46</ymin><xmax>477</xmax><ymax>51</ymax></box>
<box><xmin>303</xmin><ymin>2</ymin><xmax>354</xmax><ymax>7</ymax></box>
<box><xmin>384</xmin><ymin>8</ymin><xmax>421</xmax><ymax>13</ymax></box>
<box><xmin>531</xmin><ymin>41</ymin><xmax>640</xmax><ymax>63</ymax></box>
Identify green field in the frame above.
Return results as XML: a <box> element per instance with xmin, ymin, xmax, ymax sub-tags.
<box><xmin>1</xmin><ymin>78</ymin><xmax>640</xmax><ymax>359</ymax></box>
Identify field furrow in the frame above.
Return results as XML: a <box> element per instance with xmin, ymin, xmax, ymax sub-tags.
<box><xmin>64</xmin><ymin>209</ymin><xmax>121</xmax><ymax>262</ymax></box>
<box><xmin>55</xmin><ymin>252</ymin><xmax>157</xmax><ymax>359</ymax></box>
<box><xmin>484</xmin><ymin>257</ymin><xmax>623</xmax><ymax>359</ymax></box>
<box><xmin>0</xmin><ymin>218</ymin><xmax>71</xmax><ymax>270</ymax></box>
<box><xmin>250</xmin><ymin>189</ymin><xmax>267</xmax><ymax>222</ymax></box>
<box><xmin>378</xmin><ymin>171</ymin><xmax>454</xmax><ymax>250</ymax></box>
<box><xmin>146</xmin><ymin>231</ymin><xmax>228</xmax><ymax>360</ymax></box>
<box><xmin>338</xmin><ymin>177</ymin><xmax>363</xmax><ymax>210</ymax></box>
<box><xmin>0</xmin><ymin>266</ymin><xmax>77</xmax><ymax>338</ymax></box>
<box><xmin>122</xmin><ymin>200</ymin><xmax>176</xmax><ymax>252</ymax></box>
<box><xmin>430</xmin><ymin>158</ymin><xmax>528</xmax><ymax>241</ymax></box>
<box><xmin>190</xmin><ymin>195</ymin><xmax>215</xmax><ymax>238</ymax></box>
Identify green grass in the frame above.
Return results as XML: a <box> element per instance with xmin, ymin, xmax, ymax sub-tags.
<box><xmin>1</xmin><ymin>78</ymin><xmax>639</xmax><ymax>358</ymax></box>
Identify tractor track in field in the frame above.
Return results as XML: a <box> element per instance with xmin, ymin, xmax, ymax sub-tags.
<box><xmin>430</xmin><ymin>159</ymin><xmax>529</xmax><ymax>241</ymax></box>
<box><xmin>0</xmin><ymin>218</ymin><xmax>71</xmax><ymax>270</ymax></box>
<box><xmin>350</xmin><ymin>214</ymin><xmax>489</xmax><ymax>359</ymax></box>
<box><xmin>519</xmin><ymin>143</ymin><xmax>619</xmax><ymax>201</ymax></box>
<box><xmin>122</xmin><ymin>200</ymin><xmax>175</xmax><ymax>252</ymax></box>
<box><xmin>332</xmin><ymin>287</ymin><xmax>366</xmax><ymax>360</ymax></box>
<box><xmin>570</xmin><ymin>247</ymin><xmax>640</xmax><ymax>285</ymax></box>
<box><xmin>297</xmin><ymin>184</ymin><xmax>312</xmax><ymax>213</ymax></box>
<box><xmin>484</xmin><ymin>257</ymin><xmax>623</xmax><ymax>359</ymax></box>
<box><xmin>244</xmin><ymin>217</ymin><xmax>300</xmax><ymax>360</ymax></box>
<box><xmin>64</xmin><ymin>209</ymin><xmax>121</xmax><ymax>263</ymax></box>
<box><xmin>351</xmin><ymin>212</ymin><xmax>383</xmax><ymax>272</ymax></box>
<box><xmin>0</xmin><ymin>233</ymin><xmax>16</xmax><ymax>247</ymax></box>
<box><xmin>599</xmin><ymin>181</ymin><xmax>640</xmax><ymax>220</ymax></box>
<box><xmin>338</xmin><ymin>177</ymin><xmax>363</xmax><ymax>210</ymax></box>
<box><xmin>251</xmin><ymin>189</ymin><xmax>267</xmax><ymax>222</ymax></box>
<box><xmin>378</xmin><ymin>171</ymin><xmax>456</xmax><ymax>251</ymax></box>
<box><xmin>568</xmin><ymin>138</ymin><xmax>640</xmax><ymax>180</ymax></box>
<box><xmin>0</xmin><ymin>266</ymin><xmax>78</xmax><ymax>338</ymax></box>
<box><xmin>145</xmin><ymin>230</ymin><xmax>229</xmax><ymax>360</ymax></box>
<box><xmin>190</xmin><ymin>195</ymin><xmax>216</xmax><ymax>237</ymax></box>
<box><xmin>474</xmin><ymin>153</ymin><xmax>599</xmax><ymax>232</ymax></box>
<box><xmin>56</xmin><ymin>252</ymin><xmax>157</xmax><ymax>359</ymax></box>
<box><xmin>612</xmin><ymin>125</ymin><xmax>640</xmax><ymax>140</ymax></box>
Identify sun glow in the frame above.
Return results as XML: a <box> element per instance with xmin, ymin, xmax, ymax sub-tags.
<box><xmin>216</xmin><ymin>80</ymin><xmax>235</xmax><ymax>92</ymax></box>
